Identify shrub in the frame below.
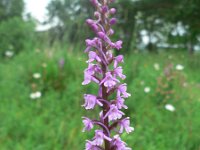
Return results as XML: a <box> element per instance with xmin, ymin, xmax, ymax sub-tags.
<box><xmin>0</xmin><ymin>17</ymin><xmax>35</xmax><ymax>57</ymax></box>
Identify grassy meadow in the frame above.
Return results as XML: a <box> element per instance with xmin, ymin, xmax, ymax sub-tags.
<box><xmin>0</xmin><ymin>48</ymin><xmax>200</xmax><ymax>150</ymax></box>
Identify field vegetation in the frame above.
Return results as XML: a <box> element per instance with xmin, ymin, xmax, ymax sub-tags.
<box><xmin>1</xmin><ymin>49</ymin><xmax>200</xmax><ymax>149</ymax></box>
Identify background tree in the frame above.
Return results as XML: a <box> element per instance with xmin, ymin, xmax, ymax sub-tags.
<box><xmin>47</xmin><ymin>0</ymin><xmax>93</xmax><ymax>46</ymax></box>
<box><xmin>0</xmin><ymin>0</ymin><xmax>24</xmax><ymax>21</ymax></box>
<box><xmin>173</xmin><ymin>0</ymin><xmax>200</xmax><ymax>54</ymax></box>
<box><xmin>46</xmin><ymin>0</ymin><xmax>200</xmax><ymax>53</ymax></box>
<box><xmin>0</xmin><ymin>0</ymin><xmax>35</xmax><ymax>57</ymax></box>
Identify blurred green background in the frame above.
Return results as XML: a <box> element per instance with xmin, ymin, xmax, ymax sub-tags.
<box><xmin>0</xmin><ymin>0</ymin><xmax>200</xmax><ymax>150</ymax></box>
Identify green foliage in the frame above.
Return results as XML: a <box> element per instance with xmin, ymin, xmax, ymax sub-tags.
<box><xmin>0</xmin><ymin>49</ymin><xmax>200</xmax><ymax>149</ymax></box>
<box><xmin>0</xmin><ymin>0</ymin><xmax>24</xmax><ymax>21</ymax></box>
<box><xmin>0</xmin><ymin>0</ymin><xmax>36</xmax><ymax>57</ymax></box>
<box><xmin>0</xmin><ymin>17</ymin><xmax>35</xmax><ymax>56</ymax></box>
<box><xmin>155</xmin><ymin>63</ymin><xmax>186</xmax><ymax>104</ymax></box>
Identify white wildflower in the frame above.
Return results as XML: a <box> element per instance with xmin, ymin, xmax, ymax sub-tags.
<box><xmin>144</xmin><ymin>87</ymin><xmax>151</xmax><ymax>93</ymax></box>
<box><xmin>154</xmin><ymin>63</ymin><xmax>160</xmax><ymax>71</ymax></box>
<box><xmin>5</xmin><ymin>51</ymin><xmax>14</xmax><ymax>57</ymax></box>
<box><xmin>30</xmin><ymin>91</ymin><xmax>42</xmax><ymax>99</ymax></box>
<box><xmin>33</xmin><ymin>73</ymin><xmax>41</xmax><ymax>79</ymax></box>
<box><xmin>176</xmin><ymin>64</ymin><xmax>184</xmax><ymax>70</ymax></box>
<box><xmin>165</xmin><ymin>104</ymin><xmax>175</xmax><ymax>112</ymax></box>
<box><xmin>35</xmin><ymin>91</ymin><xmax>41</xmax><ymax>98</ymax></box>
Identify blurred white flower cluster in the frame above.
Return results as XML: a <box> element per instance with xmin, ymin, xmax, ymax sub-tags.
<box><xmin>176</xmin><ymin>64</ymin><xmax>184</xmax><ymax>71</ymax></box>
<box><xmin>144</xmin><ymin>87</ymin><xmax>151</xmax><ymax>93</ymax></box>
<box><xmin>154</xmin><ymin>63</ymin><xmax>160</xmax><ymax>71</ymax></box>
<box><xmin>5</xmin><ymin>51</ymin><xmax>14</xmax><ymax>58</ymax></box>
<box><xmin>165</xmin><ymin>104</ymin><xmax>175</xmax><ymax>112</ymax></box>
<box><xmin>30</xmin><ymin>73</ymin><xmax>42</xmax><ymax>99</ymax></box>
<box><xmin>30</xmin><ymin>91</ymin><xmax>42</xmax><ymax>99</ymax></box>
<box><xmin>33</xmin><ymin>73</ymin><xmax>41</xmax><ymax>79</ymax></box>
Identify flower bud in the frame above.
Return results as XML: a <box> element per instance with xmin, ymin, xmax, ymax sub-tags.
<box><xmin>90</xmin><ymin>0</ymin><xmax>99</xmax><ymax>7</ymax></box>
<box><xmin>91</xmin><ymin>24</ymin><xmax>99</xmax><ymax>32</ymax></box>
<box><xmin>110</xmin><ymin>8</ymin><xmax>116</xmax><ymax>14</ymax></box>
<box><xmin>97</xmin><ymin>31</ymin><xmax>106</xmax><ymax>40</ymax></box>
<box><xmin>86</xmin><ymin>19</ymin><xmax>95</xmax><ymax>26</ymax></box>
<box><xmin>109</xmin><ymin>0</ymin><xmax>116</xmax><ymax>3</ymax></box>
<box><xmin>94</xmin><ymin>11</ymin><xmax>101</xmax><ymax>19</ymax></box>
<box><xmin>109</xmin><ymin>18</ymin><xmax>117</xmax><ymax>25</ymax></box>
<box><xmin>101</xmin><ymin>6</ymin><xmax>109</xmax><ymax>13</ymax></box>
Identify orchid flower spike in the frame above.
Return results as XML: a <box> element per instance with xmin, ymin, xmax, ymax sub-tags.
<box><xmin>82</xmin><ymin>0</ymin><xmax>134</xmax><ymax>149</ymax></box>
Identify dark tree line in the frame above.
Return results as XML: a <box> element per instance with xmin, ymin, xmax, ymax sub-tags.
<box><xmin>46</xmin><ymin>0</ymin><xmax>200</xmax><ymax>53</ymax></box>
<box><xmin>1</xmin><ymin>0</ymin><xmax>199</xmax><ymax>55</ymax></box>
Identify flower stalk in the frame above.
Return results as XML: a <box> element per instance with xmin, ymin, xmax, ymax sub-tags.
<box><xmin>82</xmin><ymin>0</ymin><xmax>134</xmax><ymax>149</ymax></box>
